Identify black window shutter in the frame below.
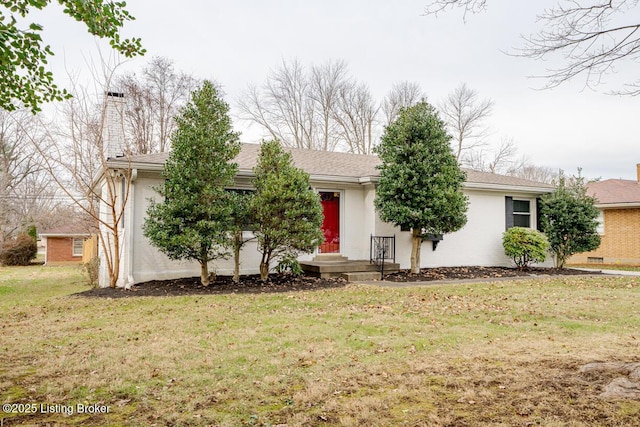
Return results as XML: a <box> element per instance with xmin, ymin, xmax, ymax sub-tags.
<box><xmin>505</xmin><ymin>196</ymin><xmax>514</xmax><ymax>230</ymax></box>
<box><xmin>536</xmin><ymin>197</ymin><xmax>543</xmax><ymax>232</ymax></box>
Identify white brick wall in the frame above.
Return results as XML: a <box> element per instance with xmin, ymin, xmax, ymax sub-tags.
<box><xmin>103</xmin><ymin>92</ymin><xmax>126</xmax><ymax>159</ymax></box>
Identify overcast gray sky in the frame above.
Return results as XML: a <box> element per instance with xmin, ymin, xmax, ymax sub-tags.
<box><xmin>38</xmin><ymin>0</ymin><xmax>639</xmax><ymax>180</ymax></box>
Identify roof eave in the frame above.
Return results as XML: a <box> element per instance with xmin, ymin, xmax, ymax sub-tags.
<box><xmin>596</xmin><ymin>202</ymin><xmax>640</xmax><ymax>209</ymax></box>
<box><xmin>107</xmin><ymin>159</ymin><xmax>164</xmax><ymax>172</ymax></box>
<box><xmin>40</xmin><ymin>233</ymin><xmax>91</xmax><ymax>238</ymax></box>
<box><xmin>237</xmin><ymin>169</ymin><xmax>364</xmax><ymax>184</ymax></box>
<box><xmin>117</xmin><ymin>163</ymin><xmax>553</xmax><ymax>193</ymax></box>
<box><xmin>463</xmin><ymin>181</ymin><xmax>555</xmax><ymax>194</ymax></box>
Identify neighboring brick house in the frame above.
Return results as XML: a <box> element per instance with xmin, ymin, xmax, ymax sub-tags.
<box><xmin>40</xmin><ymin>225</ymin><xmax>92</xmax><ymax>265</ymax></box>
<box><xmin>571</xmin><ymin>164</ymin><xmax>640</xmax><ymax>265</ymax></box>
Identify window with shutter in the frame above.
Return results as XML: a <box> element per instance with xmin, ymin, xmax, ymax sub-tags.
<box><xmin>506</xmin><ymin>197</ymin><xmax>532</xmax><ymax>229</ymax></box>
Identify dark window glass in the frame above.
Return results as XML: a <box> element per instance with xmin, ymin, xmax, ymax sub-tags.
<box><xmin>513</xmin><ymin>214</ymin><xmax>531</xmax><ymax>227</ymax></box>
<box><xmin>513</xmin><ymin>200</ymin><xmax>530</xmax><ymax>213</ymax></box>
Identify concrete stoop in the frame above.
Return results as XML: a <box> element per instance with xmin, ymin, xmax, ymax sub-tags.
<box><xmin>300</xmin><ymin>256</ymin><xmax>399</xmax><ymax>281</ymax></box>
<box><xmin>340</xmin><ymin>271</ymin><xmax>382</xmax><ymax>282</ymax></box>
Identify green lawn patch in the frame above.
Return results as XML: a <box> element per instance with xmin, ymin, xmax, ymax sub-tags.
<box><xmin>1</xmin><ymin>265</ymin><xmax>639</xmax><ymax>426</ymax></box>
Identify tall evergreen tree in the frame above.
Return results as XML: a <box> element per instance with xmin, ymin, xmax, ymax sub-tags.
<box><xmin>375</xmin><ymin>101</ymin><xmax>468</xmax><ymax>273</ymax></box>
<box><xmin>143</xmin><ymin>81</ymin><xmax>241</xmax><ymax>285</ymax></box>
<box><xmin>251</xmin><ymin>140</ymin><xmax>324</xmax><ymax>281</ymax></box>
<box><xmin>541</xmin><ymin>171</ymin><xmax>601</xmax><ymax>268</ymax></box>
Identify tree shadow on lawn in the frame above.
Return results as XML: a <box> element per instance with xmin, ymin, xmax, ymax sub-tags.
<box><xmin>74</xmin><ymin>266</ymin><xmax>602</xmax><ymax>298</ymax></box>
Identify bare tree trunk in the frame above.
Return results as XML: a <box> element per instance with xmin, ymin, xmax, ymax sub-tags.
<box><xmin>260</xmin><ymin>261</ymin><xmax>269</xmax><ymax>281</ymax></box>
<box><xmin>233</xmin><ymin>230</ymin><xmax>242</xmax><ymax>283</ymax></box>
<box><xmin>200</xmin><ymin>262</ymin><xmax>210</xmax><ymax>286</ymax></box>
<box><xmin>110</xmin><ymin>229</ymin><xmax>121</xmax><ymax>288</ymax></box>
<box><xmin>411</xmin><ymin>228</ymin><xmax>422</xmax><ymax>274</ymax></box>
<box><xmin>259</xmin><ymin>249</ymin><xmax>271</xmax><ymax>281</ymax></box>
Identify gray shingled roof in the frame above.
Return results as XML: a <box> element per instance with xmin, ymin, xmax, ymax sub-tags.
<box><xmin>588</xmin><ymin>179</ymin><xmax>640</xmax><ymax>205</ymax></box>
<box><xmin>118</xmin><ymin>143</ymin><xmax>553</xmax><ymax>189</ymax></box>
<box><xmin>40</xmin><ymin>223</ymin><xmax>92</xmax><ymax>236</ymax></box>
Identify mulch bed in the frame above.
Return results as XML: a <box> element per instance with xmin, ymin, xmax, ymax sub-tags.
<box><xmin>382</xmin><ymin>266</ymin><xmax>598</xmax><ymax>282</ymax></box>
<box><xmin>77</xmin><ymin>274</ymin><xmax>348</xmax><ymax>298</ymax></box>
<box><xmin>75</xmin><ymin>266</ymin><xmax>602</xmax><ymax>298</ymax></box>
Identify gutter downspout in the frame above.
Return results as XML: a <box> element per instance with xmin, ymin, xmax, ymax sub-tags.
<box><xmin>124</xmin><ymin>169</ymin><xmax>137</xmax><ymax>289</ymax></box>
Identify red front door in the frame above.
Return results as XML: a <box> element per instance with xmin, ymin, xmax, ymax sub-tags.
<box><xmin>319</xmin><ymin>192</ymin><xmax>340</xmax><ymax>253</ymax></box>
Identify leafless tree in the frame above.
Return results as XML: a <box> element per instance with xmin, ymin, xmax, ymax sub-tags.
<box><xmin>506</xmin><ymin>159</ymin><xmax>558</xmax><ymax>184</ymax></box>
<box><xmin>462</xmin><ymin>137</ymin><xmax>517</xmax><ymax>173</ymax></box>
<box><xmin>424</xmin><ymin>0</ymin><xmax>487</xmax><ymax>19</ymax></box>
<box><xmin>239</xmin><ymin>58</ymin><xmax>314</xmax><ymax>149</ymax></box>
<box><xmin>34</xmin><ymin>69</ymin><xmax>133</xmax><ymax>288</ymax></box>
<box><xmin>424</xmin><ymin>0</ymin><xmax>640</xmax><ymax>94</ymax></box>
<box><xmin>486</xmin><ymin>138</ymin><xmax>517</xmax><ymax>174</ymax></box>
<box><xmin>0</xmin><ymin>109</ymin><xmax>61</xmax><ymax>248</ymax></box>
<box><xmin>381</xmin><ymin>81</ymin><xmax>426</xmax><ymax>127</ymax></box>
<box><xmin>239</xmin><ymin>58</ymin><xmax>368</xmax><ymax>151</ymax></box>
<box><xmin>239</xmin><ymin>61</ymin><xmax>429</xmax><ymax>154</ymax></box>
<box><xmin>145</xmin><ymin>57</ymin><xmax>198</xmax><ymax>151</ymax></box>
<box><xmin>116</xmin><ymin>56</ymin><xmax>198</xmax><ymax>154</ymax></box>
<box><xmin>118</xmin><ymin>73</ymin><xmax>154</xmax><ymax>154</ymax></box>
<box><xmin>309</xmin><ymin>60</ymin><xmax>350</xmax><ymax>151</ymax></box>
<box><xmin>461</xmin><ymin>135</ymin><xmax>557</xmax><ymax>183</ymax></box>
<box><xmin>439</xmin><ymin>83</ymin><xmax>494</xmax><ymax>162</ymax></box>
<box><xmin>334</xmin><ymin>82</ymin><xmax>380</xmax><ymax>154</ymax></box>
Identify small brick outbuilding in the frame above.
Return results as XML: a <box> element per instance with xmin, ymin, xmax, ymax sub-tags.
<box><xmin>40</xmin><ymin>225</ymin><xmax>92</xmax><ymax>265</ymax></box>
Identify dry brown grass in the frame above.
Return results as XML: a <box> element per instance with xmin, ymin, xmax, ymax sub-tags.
<box><xmin>1</xmin><ymin>265</ymin><xmax>639</xmax><ymax>426</ymax></box>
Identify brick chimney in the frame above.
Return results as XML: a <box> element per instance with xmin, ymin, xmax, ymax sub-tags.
<box><xmin>103</xmin><ymin>92</ymin><xmax>126</xmax><ymax>159</ymax></box>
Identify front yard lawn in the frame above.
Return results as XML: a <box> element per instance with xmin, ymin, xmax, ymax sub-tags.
<box><xmin>1</xmin><ymin>265</ymin><xmax>639</xmax><ymax>426</ymax></box>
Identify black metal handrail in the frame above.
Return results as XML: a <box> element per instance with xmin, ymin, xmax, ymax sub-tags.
<box><xmin>370</xmin><ymin>235</ymin><xmax>395</xmax><ymax>277</ymax></box>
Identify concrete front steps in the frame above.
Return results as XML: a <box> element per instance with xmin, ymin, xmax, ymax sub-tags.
<box><xmin>341</xmin><ymin>271</ymin><xmax>384</xmax><ymax>282</ymax></box>
<box><xmin>300</xmin><ymin>255</ymin><xmax>400</xmax><ymax>282</ymax></box>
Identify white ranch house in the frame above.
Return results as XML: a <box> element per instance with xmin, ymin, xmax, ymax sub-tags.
<box><xmin>99</xmin><ymin>142</ymin><xmax>554</xmax><ymax>288</ymax></box>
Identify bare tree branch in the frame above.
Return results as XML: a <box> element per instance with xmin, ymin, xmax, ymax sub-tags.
<box><xmin>33</xmin><ymin>65</ymin><xmax>134</xmax><ymax>288</ymax></box>
<box><xmin>0</xmin><ymin>109</ymin><xmax>67</xmax><ymax>249</ymax></box>
<box><xmin>424</xmin><ymin>0</ymin><xmax>640</xmax><ymax>94</ymax></box>
<box><xmin>424</xmin><ymin>0</ymin><xmax>488</xmax><ymax>20</ymax></box>
<box><xmin>334</xmin><ymin>82</ymin><xmax>380</xmax><ymax>154</ymax></box>
<box><xmin>238</xmin><ymin>58</ymin><xmax>313</xmax><ymax>149</ymax></box>
<box><xmin>462</xmin><ymin>137</ymin><xmax>516</xmax><ymax>173</ymax></box>
<box><xmin>118</xmin><ymin>74</ymin><xmax>155</xmax><ymax>154</ymax></box>
<box><xmin>507</xmin><ymin>158</ymin><xmax>558</xmax><ymax>184</ymax></box>
<box><xmin>382</xmin><ymin>81</ymin><xmax>426</xmax><ymax>127</ymax></box>
<box><xmin>309</xmin><ymin>60</ymin><xmax>350</xmax><ymax>151</ymax></box>
<box><xmin>518</xmin><ymin>1</ymin><xmax>640</xmax><ymax>92</ymax></box>
<box><xmin>239</xmin><ymin>58</ymin><xmax>358</xmax><ymax>151</ymax></box>
<box><xmin>439</xmin><ymin>83</ymin><xmax>494</xmax><ymax>161</ymax></box>
<box><xmin>115</xmin><ymin>57</ymin><xmax>198</xmax><ymax>154</ymax></box>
